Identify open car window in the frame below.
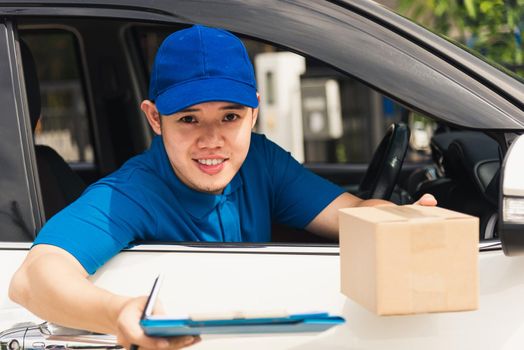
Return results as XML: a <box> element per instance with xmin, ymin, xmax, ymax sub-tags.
<box><xmin>133</xmin><ymin>26</ymin><xmax>431</xmax><ymax>164</ymax></box>
<box><xmin>5</xmin><ymin>14</ymin><xmax>508</xmax><ymax>245</ymax></box>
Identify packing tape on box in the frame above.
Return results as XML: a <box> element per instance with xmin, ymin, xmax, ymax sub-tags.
<box><xmin>410</xmin><ymin>220</ymin><xmax>448</xmax><ymax>312</ymax></box>
<box><xmin>378</xmin><ymin>206</ymin><xmax>449</xmax><ymax>313</ymax></box>
<box><xmin>375</xmin><ymin>205</ymin><xmax>438</xmax><ymax>220</ymax></box>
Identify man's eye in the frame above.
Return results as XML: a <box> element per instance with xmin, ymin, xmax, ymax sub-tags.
<box><xmin>179</xmin><ymin>116</ymin><xmax>196</xmax><ymax>123</ymax></box>
<box><xmin>224</xmin><ymin>114</ymin><xmax>239</xmax><ymax>122</ymax></box>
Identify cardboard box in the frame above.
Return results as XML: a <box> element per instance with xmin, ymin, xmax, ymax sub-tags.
<box><xmin>339</xmin><ymin>205</ymin><xmax>479</xmax><ymax>316</ymax></box>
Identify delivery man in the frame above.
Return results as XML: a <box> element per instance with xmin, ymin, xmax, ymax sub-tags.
<box><xmin>9</xmin><ymin>25</ymin><xmax>437</xmax><ymax>349</ymax></box>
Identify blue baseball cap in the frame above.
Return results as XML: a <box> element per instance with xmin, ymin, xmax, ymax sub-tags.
<box><xmin>149</xmin><ymin>25</ymin><xmax>259</xmax><ymax>115</ymax></box>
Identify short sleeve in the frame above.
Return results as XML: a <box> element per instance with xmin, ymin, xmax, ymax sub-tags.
<box><xmin>33</xmin><ymin>179</ymin><xmax>156</xmax><ymax>275</ymax></box>
<box><xmin>257</xmin><ymin>135</ymin><xmax>345</xmax><ymax>228</ymax></box>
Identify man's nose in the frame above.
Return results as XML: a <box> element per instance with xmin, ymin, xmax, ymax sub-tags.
<box><xmin>197</xmin><ymin>124</ymin><xmax>224</xmax><ymax>148</ymax></box>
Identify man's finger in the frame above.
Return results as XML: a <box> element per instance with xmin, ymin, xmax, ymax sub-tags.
<box><xmin>167</xmin><ymin>336</ymin><xmax>200</xmax><ymax>348</ymax></box>
<box><xmin>131</xmin><ymin>336</ymin><xmax>199</xmax><ymax>350</ymax></box>
<box><xmin>116</xmin><ymin>298</ymin><xmax>164</xmax><ymax>349</ymax></box>
<box><xmin>121</xmin><ymin>332</ymin><xmax>172</xmax><ymax>349</ymax></box>
<box><xmin>415</xmin><ymin>193</ymin><xmax>437</xmax><ymax>206</ymax></box>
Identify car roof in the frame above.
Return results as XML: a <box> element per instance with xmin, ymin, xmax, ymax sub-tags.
<box><xmin>3</xmin><ymin>0</ymin><xmax>524</xmax><ymax>129</ymax></box>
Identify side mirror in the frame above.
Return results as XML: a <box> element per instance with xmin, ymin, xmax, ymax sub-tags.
<box><xmin>499</xmin><ymin>134</ymin><xmax>524</xmax><ymax>256</ymax></box>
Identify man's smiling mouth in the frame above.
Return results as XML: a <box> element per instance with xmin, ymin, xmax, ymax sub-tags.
<box><xmin>193</xmin><ymin>157</ymin><xmax>229</xmax><ymax>175</ymax></box>
<box><xmin>197</xmin><ymin>158</ymin><xmax>226</xmax><ymax>166</ymax></box>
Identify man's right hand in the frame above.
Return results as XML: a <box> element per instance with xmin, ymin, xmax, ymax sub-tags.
<box><xmin>9</xmin><ymin>245</ymin><xmax>200</xmax><ymax>350</ymax></box>
<box><xmin>115</xmin><ymin>296</ymin><xmax>201</xmax><ymax>350</ymax></box>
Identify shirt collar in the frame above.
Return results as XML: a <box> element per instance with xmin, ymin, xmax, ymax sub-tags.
<box><xmin>148</xmin><ymin>136</ymin><xmax>243</xmax><ymax>219</ymax></box>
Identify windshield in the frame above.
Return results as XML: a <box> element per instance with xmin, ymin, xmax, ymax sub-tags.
<box><xmin>392</xmin><ymin>0</ymin><xmax>524</xmax><ymax>84</ymax></box>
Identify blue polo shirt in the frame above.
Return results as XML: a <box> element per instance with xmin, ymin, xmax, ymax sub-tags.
<box><xmin>34</xmin><ymin>133</ymin><xmax>345</xmax><ymax>274</ymax></box>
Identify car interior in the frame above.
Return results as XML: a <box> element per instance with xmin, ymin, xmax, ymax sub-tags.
<box><xmin>17</xmin><ymin>18</ymin><xmax>502</xmax><ymax>244</ymax></box>
<box><xmin>20</xmin><ymin>39</ymin><xmax>87</xmax><ymax>220</ymax></box>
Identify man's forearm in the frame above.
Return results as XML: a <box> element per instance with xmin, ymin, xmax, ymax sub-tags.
<box><xmin>306</xmin><ymin>193</ymin><xmax>392</xmax><ymax>239</ymax></box>
<box><xmin>355</xmin><ymin>198</ymin><xmax>392</xmax><ymax>207</ymax></box>
<box><xmin>9</xmin><ymin>245</ymin><xmax>129</xmax><ymax>334</ymax></box>
<box><xmin>306</xmin><ymin>192</ymin><xmax>437</xmax><ymax>239</ymax></box>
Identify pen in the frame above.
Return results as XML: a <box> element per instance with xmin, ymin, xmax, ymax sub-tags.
<box><xmin>129</xmin><ymin>276</ymin><xmax>161</xmax><ymax>350</ymax></box>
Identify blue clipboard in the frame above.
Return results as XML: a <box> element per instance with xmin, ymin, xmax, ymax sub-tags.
<box><xmin>139</xmin><ymin>276</ymin><xmax>345</xmax><ymax>336</ymax></box>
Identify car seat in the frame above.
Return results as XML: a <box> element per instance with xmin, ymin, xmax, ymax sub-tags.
<box><xmin>414</xmin><ymin>131</ymin><xmax>500</xmax><ymax>239</ymax></box>
<box><xmin>20</xmin><ymin>39</ymin><xmax>86</xmax><ymax>219</ymax></box>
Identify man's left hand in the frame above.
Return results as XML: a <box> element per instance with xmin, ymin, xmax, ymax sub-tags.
<box><xmin>414</xmin><ymin>193</ymin><xmax>437</xmax><ymax>206</ymax></box>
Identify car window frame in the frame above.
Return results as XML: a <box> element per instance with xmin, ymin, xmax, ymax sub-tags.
<box><xmin>2</xmin><ymin>2</ymin><xmax>523</xmax><ymax>246</ymax></box>
<box><xmin>1</xmin><ymin>2</ymin><xmax>523</xmax><ymax>129</ymax></box>
<box><xmin>0</xmin><ymin>19</ymin><xmax>43</xmax><ymax>241</ymax></box>
<box><xmin>19</xmin><ymin>27</ymin><xmax>97</xmax><ymax>170</ymax></box>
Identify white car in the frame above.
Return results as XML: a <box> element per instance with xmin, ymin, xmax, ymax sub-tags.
<box><xmin>1</xmin><ymin>0</ymin><xmax>524</xmax><ymax>349</ymax></box>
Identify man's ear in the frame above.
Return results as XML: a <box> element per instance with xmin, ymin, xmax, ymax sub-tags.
<box><xmin>252</xmin><ymin>93</ymin><xmax>260</xmax><ymax>128</ymax></box>
<box><xmin>141</xmin><ymin>100</ymin><xmax>162</xmax><ymax>135</ymax></box>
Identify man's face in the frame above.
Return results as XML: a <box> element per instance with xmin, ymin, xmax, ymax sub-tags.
<box><xmin>155</xmin><ymin>101</ymin><xmax>258</xmax><ymax>194</ymax></box>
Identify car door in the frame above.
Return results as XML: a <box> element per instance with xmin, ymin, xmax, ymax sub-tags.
<box><xmin>83</xmin><ymin>2</ymin><xmax>524</xmax><ymax>348</ymax></box>
<box><xmin>0</xmin><ymin>18</ymin><xmax>44</xmax><ymax>331</ymax></box>
<box><xmin>1</xmin><ymin>1</ymin><xmax>524</xmax><ymax>349</ymax></box>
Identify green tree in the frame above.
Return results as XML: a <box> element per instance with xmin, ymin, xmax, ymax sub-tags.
<box><xmin>398</xmin><ymin>0</ymin><xmax>524</xmax><ymax>75</ymax></box>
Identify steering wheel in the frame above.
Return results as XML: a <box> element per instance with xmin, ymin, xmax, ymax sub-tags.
<box><xmin>357</xmin><ymin>123</ymin><xmax>410</xmax><ymax>200</ymax></box>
